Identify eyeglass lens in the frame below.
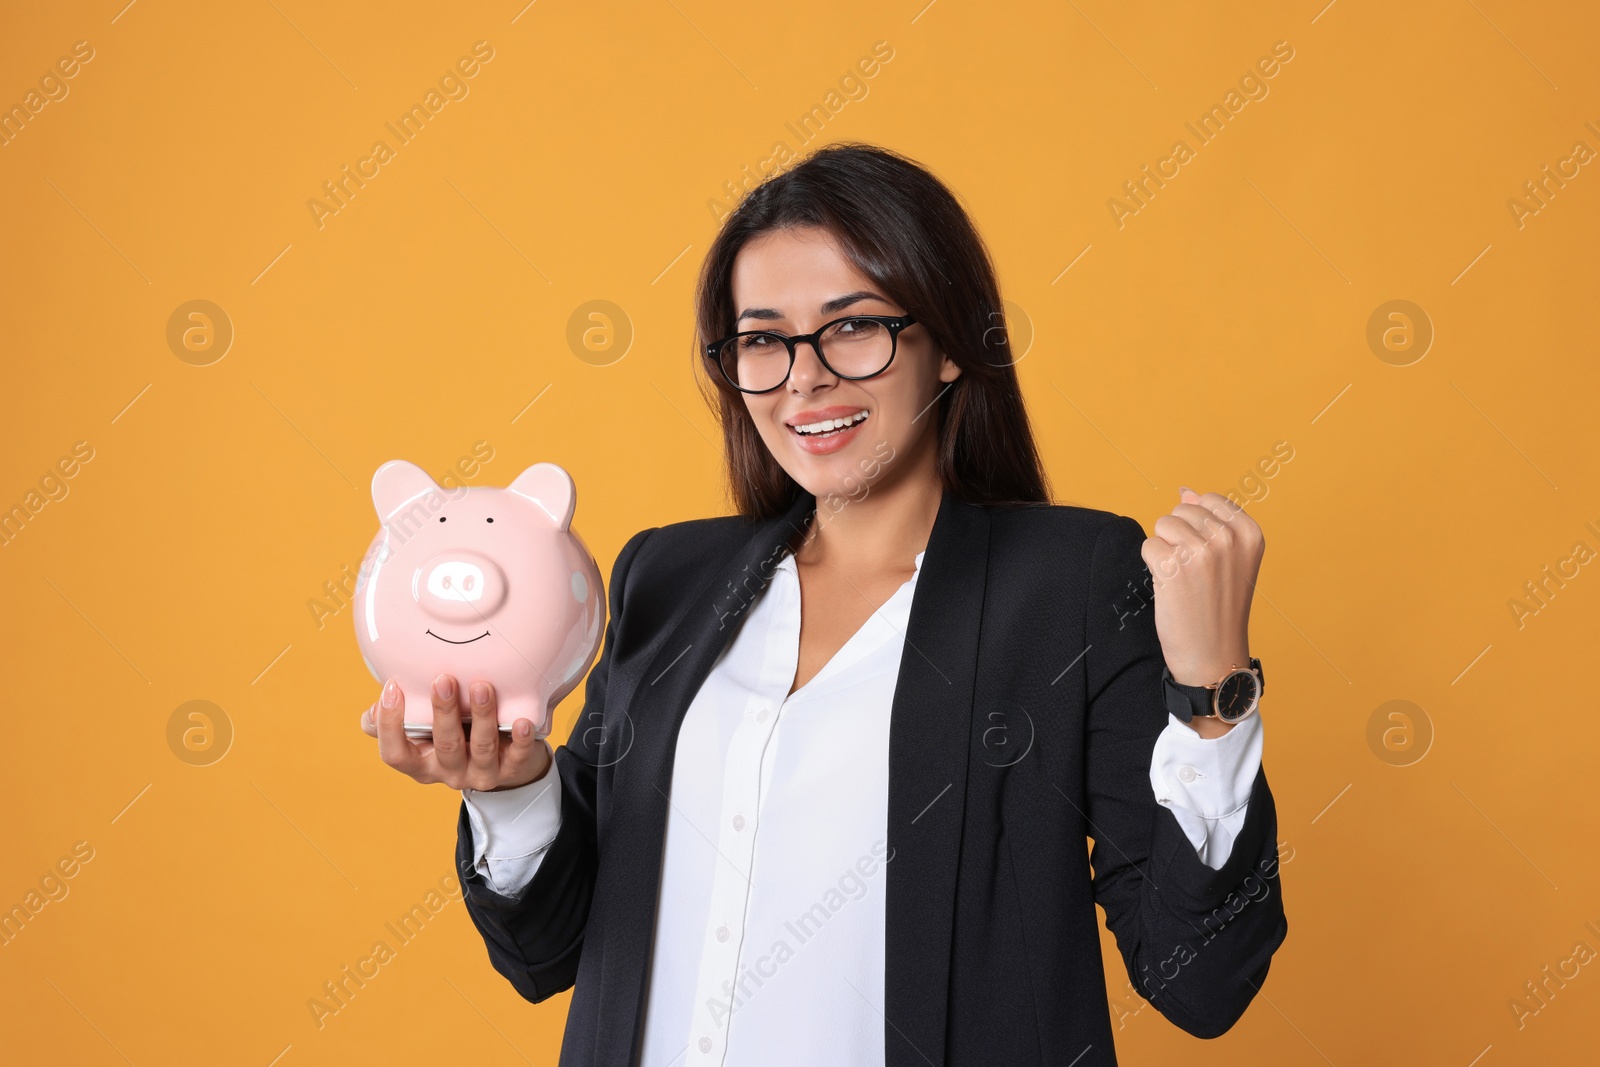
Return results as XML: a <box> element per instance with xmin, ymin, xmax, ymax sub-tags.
<box><xmin>718</xmin><ymin>318</ymin><xmax>896</xmax><ymax>392</ymax></box>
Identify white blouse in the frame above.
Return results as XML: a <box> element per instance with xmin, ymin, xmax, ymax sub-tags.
<box><xmin>462</xmin><ymin>544</ymin><xmax>1264</xmax><ymax>1066</ymax></box>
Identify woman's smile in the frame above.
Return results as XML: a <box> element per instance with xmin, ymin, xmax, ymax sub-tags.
<box><xmin>784</xmin><ymin>405</ymin><xmax>871</xmax><ymax>455</ymax></box>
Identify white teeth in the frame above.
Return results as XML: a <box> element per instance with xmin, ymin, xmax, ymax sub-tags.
<box><xmin>792</xmin><ymin>410</ymin><xmax>869</xmax><ymax>435</ymax></box>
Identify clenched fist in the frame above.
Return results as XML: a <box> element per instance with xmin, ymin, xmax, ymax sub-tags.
<box><xmin>1139</xmin><ymin>487</ymin><xmax>1266</xmax><ymax>737</ymax></box>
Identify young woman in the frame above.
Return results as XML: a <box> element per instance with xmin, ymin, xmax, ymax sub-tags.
<box><xmin>363</xmin><ymin>143</ymin><xmax>1285</xmax><ymax>1067</ymax></box>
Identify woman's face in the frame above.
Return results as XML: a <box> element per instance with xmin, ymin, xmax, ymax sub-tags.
<box><xmin>728</xmin><ymin>226</ymin><xmax>961</xmax><ymax>504</ymax></box>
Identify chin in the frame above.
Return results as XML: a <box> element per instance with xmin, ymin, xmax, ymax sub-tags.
<box><xmin>774</xmin><ymin>429</ymin><xmax>899</xmax><ymax>506</ymax></box>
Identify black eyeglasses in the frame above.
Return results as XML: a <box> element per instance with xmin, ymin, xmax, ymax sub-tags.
<box><xmin>707</xmin><ymin>314</ymin><xmax>918</xmax><ymax>394</ymax></box>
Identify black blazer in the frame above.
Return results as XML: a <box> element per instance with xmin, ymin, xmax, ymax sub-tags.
<box><xmin>455</xmin><ymin>486</ymin><xmax>1288</xmax><ymax>1066</ymax></box>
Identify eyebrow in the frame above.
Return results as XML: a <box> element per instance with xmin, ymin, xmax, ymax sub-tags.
<box><xmin>735</xmin><ymin>290</ymin><xmax>889</xmax><ymax>324</ymax></box>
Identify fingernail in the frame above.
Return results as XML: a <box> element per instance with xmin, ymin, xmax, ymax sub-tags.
<box><xmin>434</xmin><ymin>674</ymin><xmax>455</xmax><ymax>700</ymax></box>
<box><xmin>381</xmin><ymin>680</ymin><xmax>399</xmax><ymax>709</ymax></box>
<box><xmin>515</xmin><ymin>720</ymin><xmax>530</xmax><ymax>738</ymax></box>
<box><xmin>470</xmin><ymin>682</ymin><xmax>490</xmax><ymax>706</ymax></box>
<box><xmin>1179</xmin><ymin>485</ymin><xmax>1192</xmax><ymax>495</ymax></box>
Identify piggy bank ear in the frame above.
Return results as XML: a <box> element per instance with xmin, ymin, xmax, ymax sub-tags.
<box><xmin>370</xmin><ymin>460</ymin><xmax>442</xmax><ymax>522</ymax></box>
<box><xmin>508</xmin><ymin>463</ymin><xmax>576</xmax><ymax>531</ymax></box>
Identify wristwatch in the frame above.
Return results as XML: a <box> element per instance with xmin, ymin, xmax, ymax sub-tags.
<box><xmin>1162</xmin><ymin>657</ymin><xmax>1265</xmax><ymax>725</ymax></box>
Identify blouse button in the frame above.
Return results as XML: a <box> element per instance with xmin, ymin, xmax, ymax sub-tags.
<box><xmin>756</xmin><ymin>707</ymin><xmax>770</xmax><ymax>723</ymax></box>
<box><xmin>716</xmin><ymin>925</ymin><xmax>730</xmax><ymax>942</ymax></box>
<box><xmin>732</xmin><ymin>814</ymin><xmax>746</xmax><ymax>831</ymax></box>
<box><xmin>1177</xmin><ymin>765</ymin><xmax>1198</xmax><ymax>784</ymax></box>
<box><xmin>699</xmin><ymin>1036</ymin><xmax>712</xmax><ymax>1053</ymax></box>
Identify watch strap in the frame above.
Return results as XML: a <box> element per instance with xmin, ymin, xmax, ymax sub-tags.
<box><xmin>1162</xmin><ymin>657</ymin><xmax>1263</xmax><ymax>723</ymax></box>
<box><xmin>1162</xmin><ymin>666</ymin><xmax>1212</xmax><ymax>723</ymax></box>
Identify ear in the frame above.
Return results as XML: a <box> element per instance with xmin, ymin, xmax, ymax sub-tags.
<box><xmin>938</xmin><ymin>349</ymin><xmax>963</xmax><ymax>383</ymax></box>
<box><xmin>508</xmin><ymin>462</ymin><xmax>577</xmax><ymax>530</ymax></box>
<box><xmin>370</xmin><ymin>460</ymin><xmax>442</xmax><ymax>522</ymax></box>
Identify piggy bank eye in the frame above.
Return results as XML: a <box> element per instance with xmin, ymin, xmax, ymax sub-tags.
<box><xmin>486</xmin><ymin>517</ymin><xmax>494</xmax><ymax>523</ymax></box>
<box><xmin>438</xmin><ymin>516</ymin><xmax>446</xmax><ymax>522</ymax></box>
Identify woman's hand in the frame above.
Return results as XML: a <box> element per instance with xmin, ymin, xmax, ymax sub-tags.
<box><xmin>1140</xmin><ymin>487</ymin><xmax>1265</xmax><ymax>737</ymax></box>
<box><xmin>359</xmin><ymin>675</ymin><xmax>552</xmax><ymax>791</ymax></box>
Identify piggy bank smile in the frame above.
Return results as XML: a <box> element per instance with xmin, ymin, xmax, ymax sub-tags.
<box><xmin>425</xmin><ymin>629</ymin><xmax>491</xmax><ymax>644</ymax></box>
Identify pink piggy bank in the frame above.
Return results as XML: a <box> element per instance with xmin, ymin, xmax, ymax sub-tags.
<box><xmin>353</xmin><ymin>459</ymin><xmax>605</xmax><ymax>740</ymax></box>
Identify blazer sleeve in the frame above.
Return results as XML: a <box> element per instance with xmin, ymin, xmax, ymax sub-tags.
<box><xmin>1082</xmin><ymin>515</ymin><xmax>1288</xmax><ymax>1039</ymax></box>
<box><xmin>452</xmin><ymin>524</ymin><xmax>655</xmax><ymax>1003</ymax></box>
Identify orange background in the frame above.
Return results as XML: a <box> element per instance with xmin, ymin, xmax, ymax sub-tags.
<box><xmin>3</xmin><ymin>1</ymin><xmax>1597</xmax><ymax>1063</ymax></box>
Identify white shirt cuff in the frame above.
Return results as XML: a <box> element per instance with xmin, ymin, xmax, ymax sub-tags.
<box><xmin>461</xmin><ymin>757</ymin><xmax>564</xmax><ymax>897</ymax></box>
<box><xmin>1148</xmin><ymin>712</ymin><xmax>1264</xmax><ymax>870</ymax></box>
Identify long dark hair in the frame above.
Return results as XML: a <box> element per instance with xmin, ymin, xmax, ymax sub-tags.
<box><xmin>693</xmin><ymin>142</ymin><xmax>1052</xmax><ymax>521</ymax></box>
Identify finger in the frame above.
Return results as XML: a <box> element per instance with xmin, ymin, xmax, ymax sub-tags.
<box><xmin>1193</xmin><ymin>489</ymin><xmax>1244</xmax><ymax>517</ymax></box>
<box><xmin>1179</xmin><ymin>485</ymin><xmax>1245</xmax><ymax>519</ymax></box>
<box><xmin>1184</xmin><ymin>490</ymin><xmax>1249</xmax><ymax>533</ymax></box>
<box><xmin>1168</xmin><ymin>502</ymin><xmax>1235</xmax><ymax>543</ymax></box>
<box><xmin>360</xmin><ymin>701</ymin><xmax>378</xmax><ymax>738</ymax></box>
<box><xmin>1144</xmin><ymin>543</ymin><xmax>1189</xmax><ymax>585</ymax></box>
<box><xmin>1195</xmin><ymin>491</ymin><xmax>1263</xmax><ymax>549</ymax></box>
<box><xmin>1140</xmin><ymin>536</ymin><xmax>1175</xmax><ymax>574</ymax></box>
<box><xmin>375</xmin><ymin>679</ymin><xmax>423</xmax><ymax>772</ymax></box>
<box><xmin>500</xmin><ymin>718</ymin><xmax>547</xmax><ymax>783</ymax></box>
<box><xmin>1152</xmin><ymin>512</ymin><xmax>1208</xmax><ymax>553</ymax></box>
<box><xmin>430</xmin><ymin>674</ymin><xmax>468</xmax><ymax>776</ymax></box>
<box><xmin>466</xmin><ymin>681</ymin><xmax>501</xmax><ymax>782</ymax></box>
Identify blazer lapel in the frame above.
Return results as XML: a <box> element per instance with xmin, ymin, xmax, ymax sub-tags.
<box><xmin>596</xmin><ymin>488</ymin><xmax>818</xmax><ymax>1066</ymax></box>
<box><xmin>883</xmin><ymin>489</ymin><xmax>990</xmax><ymax>1067</ymax></box>
<box><xmin>593</xmin><ymin>485</ymin><xmax>990</xmax><ymax>1067</ymax></box>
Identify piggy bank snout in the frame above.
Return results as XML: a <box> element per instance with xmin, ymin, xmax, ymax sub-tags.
<box><xmin>417</xmin><ymin>550</ymin><xmax>508</xmax><ymax>622</ymax></box>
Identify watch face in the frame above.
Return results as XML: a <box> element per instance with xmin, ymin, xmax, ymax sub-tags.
<box><xmin>1215</xmin><ymin>669</ymin><xmax>1260</xmax><ymax>724</ymax></box>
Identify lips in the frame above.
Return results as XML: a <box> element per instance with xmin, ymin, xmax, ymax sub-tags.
<box><xmin>426</xmin><ymin>629</ymin><xmax>490</xmax><ymax>644</ymax></box>
<box><xmin>787</xmin><ymin>412</ymin><xmax>869</xmax><ymax>456</ymax></box>
<box><xmin>785</xmin><ymin>405</ymin><xmax>871</xmax><ymax>431</ymax></box>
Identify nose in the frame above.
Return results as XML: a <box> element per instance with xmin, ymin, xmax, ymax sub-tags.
<box><xmin>417</xmin><ymin>550</ymin><xmax>507</xmax><ymax>623</ymax></box>
<box><xmin>787</xmin><ymin>337</ymin><xmax>836</xmax><ymax>393</ymax></box>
